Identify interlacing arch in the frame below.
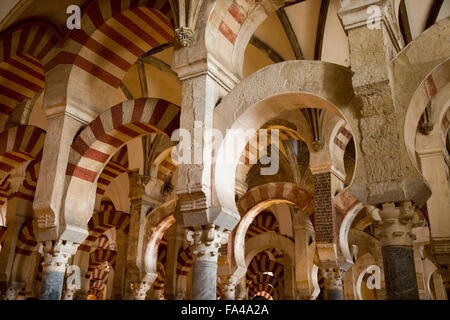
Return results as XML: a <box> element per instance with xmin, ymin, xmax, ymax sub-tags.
<box><xmin>0</xmin><ymin>20</ymin><xmax>61</xmax><ymax>129</ymax></box>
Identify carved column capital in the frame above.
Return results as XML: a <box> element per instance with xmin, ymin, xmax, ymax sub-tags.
<box><xmin>185</xmin><ymin>225</ymin><xmax>230</xmax><ymax>263</ymax></box>
<box><xmin>367</xmin><ymin>202</ymin><xmax>420</xmax><ymax>247</ymax></box>
<box><xmin>322</xmin><ymin>267</ymin><xmax>345</xmax><ymax>290</ymax></box>
<box><xmin>38</xmin><ymin>240</ymin><xmax>79</xmax><ymax>273</ymax></box>
<box><xmin>219</xmin><ymin>275</ymin><xmax>239</xmax><ymax>300</ymax></box>
<box><xmin>5</xmin><ymin>282</ymin><xmax>23</xmax><ymax>300</ymax></box>
<box><xmin>62</xmin><ymin>288</ymin><xmax>76</xmax><ymax>300</ymax></box>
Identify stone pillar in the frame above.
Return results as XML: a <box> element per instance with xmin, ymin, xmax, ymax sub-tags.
<box><xmin>163</xmin><ymin>224</ymin><xmax>184</xmax><ymax>300</ymax></box>
<box><xmin>322</xmin><ymin>267</ymin><xmax>344</xmax><ymax>300</ymax></box>
<box><xmin>4</xmin><ymin>282</ymin><xmax>23</xmax><ymax>300</ymax></box>
<box><xmin>311</xmin><ymin>166</ymin><xmax>346</xmax><ymax>300</ymax></box>
<box><xmin>219</xmin><ymin>276</ymin><xmax>238</xmax><ymax>300</ymax></box>
<box><xmin>0</xmin><ymin>203</ymin><xmax>26</xmax><ymax>291</ymax></box>
<box><xmin>123</xmin><ymin>170</ymin><xmax>150</xmax><ymax>299</ymax></box>
<box><xmin>38</xmin><ymin>240</ymin><xmax>79</xmax><ymax>300</ymax></box>
<box><xmin>236</xmin><ymin>277</ymin><xmax>248</xmax><ymax>300</ymax></box>
<box><xmin>33</xmin><ymin>111</ymin><xmax>92</xmax><ymax>241</ymax></box>
<box><xmin>186</xmin><ymin>225</ymin><xmax>229</xmax><ymax>300</ymax></box>
<box><xmin>368</xmin><ymin>202</ymin><xmax>420</xmax><ymax>300</ymax></box>
<box><xmin>132</xmin><ymin>279</ymin><xmax>152</xmax><ymax>300</ymax></box>
<box><xmin>293</xmin><ymin>209</ymin><xmax>315</xmax><ymax>299</ymax></box>
<box><xmin>62</xmin><ymin>288</ymin><xmax>76</xmax><ymax>300</ymax></box>
<box><xmin>432</xmin><ymin>269</ymin><xmax>448</xmax><ymax>300</ymax></box>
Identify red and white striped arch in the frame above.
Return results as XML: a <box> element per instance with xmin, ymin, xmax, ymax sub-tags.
<box><xmin>176</xmin><ymin>246</ymin><xmax>192</xmax><ymax>276</ymax></box>
<box><xmin>0</xmin><ymin>178</ymin><xmax>10</xmax><ymax>207</ymax></box>
<box><xmin>46</xmin><ymin>0</ymin><xmax>174</xmax><ymax>88</ymax></box>
<box><xmin>143</xmin><ymin>199</ymin><xmax>177</xmax><ymax>277</ymax></box>
<box><xmin>78</xmin><ymin>209</ymin><xmax>130</xmax><ymax>252</ymax></box>
<box><xmin>237</xmin><ymin>182</ymin><xmax>314</xmax><ymax>216</ymax></box>
<box><xmin>329</xmin><ymin>121</ymin><xmax>353</xmax><ymax>177</ymax></box>
<box><xmin>64</xmin><ymin>98</ymin><xmax>179</xmax><ymax>232</ymax></box>
<box><xmin>89</xmin><ymin>248</ymin><xmax>117</xmax><ymax>271</ymax></box>
<box><xmin>250</xmin><ymin>284</ymin><xmax>277</xmax><ymax>300</ymax></box>
<box><xmin>10</xmin><ymin>160</ymin><xmax>40</xmax><ymax>204</ymax></box>
<box><xmin>15</xmin><ymin>220</ymin><xmax>38</xmax><ymax>256</ymax></box>
<box><xmin>247</xmin><ymin>273</ymin><xmax>279</xmax><ymax>291</ymax></box>
<box><xmin>96</xmin><ymin>145</ymin><xmax>129</xmax><ymax>196</ymax></box>
<box><xmin>442</xmin><ymin>108</ymin><xmax>450</xmax><ymax>139</ymax></box>
<box><xmin>0</xmin><ymin>20</ymin><xmax>60</xmax><ymax>128</ymax></box>
<box><xmin>0</xmin><ymin>225</ymin><xmax>7</xmax><ymax>247</ymax></box>
<box><xmin>232</xmin><ymin>182</ymin><xmax>313</xmax><ymax>279</ymax></box>
<box><xmin>247</xmin><ymin>256</ymin><xmax>284</xmax><ymax>280</ymax></box>
<box><xmin>67</xmin><ymin>98</ymin><xmax>179</xmax><ymax>184</ymax></box>
<box><xmin>405</xmin><ymin>58</ymin><xmax>450</xmax><ymax>171</ymax></box>
<box><xmin>246</xmin><ymin>211</ymin><xmax>278</xmax><ymax>238</ymax></box>
<box><xmin>207</xmin><ymin>0</ymin><xmax>291</xmax><ymax>77</ymax></box>
<box><xmin>0</xmin><ymin>125</ymin><xmax>45</xmax><ymax>180</ymax></box>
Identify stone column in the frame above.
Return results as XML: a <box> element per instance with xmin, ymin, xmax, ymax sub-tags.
<box><xmin>62</xmin><ymin>288</ymin><xmax>76</xmax><ymax>300</ymax></box>
<box><xmin>432</xmin><ymin>269</ymin><xmax>448</xmax><ymax>300</ymax></box>
<box><xmin>38</xmin><ymin>240</ymin><xmax>79</xmax><ymax>300</ymax></box>
<box><xmin>186</xmin><ymin>225</ymin><xmax>229</xmax><ymax>300</ymax></box>
<box><xmin>163</xmin><ymin>224</ymin><xmax>184</xmax><ymax>300</ymax></box>
<box><xmin>4</xmin><ymin>282</ymin><xmax>23</xmax><ymax>300</ymax></box>
<box><xmin>0</xmin><ymin>198</ymin><xmax>28</xmax><ymax>291</ymax></box>
<box><xmin>368</xmin><ymin>202</ymin><xmax>420</xmax><ymax>300</ymax></box>
<box><xmin>311</xmin><ymin>166</ymin><xmax>346</xmax><ymax>300</ymax></box>
<box><xmin>132</xmin><ymin>279</ymin><xmax>152</xmax><ymax>300</ymax></box>
<box><xmin>322</xmin><ymin>267</ymin><xmax>344</xmax><ymax>300</ymax></box>
<box><xmin>123</xmin><ymin>170</ymin><xmax>150</xmax><ymax>299</ymax></box>
<box><xmin>219</xmin><ymin>276</ymin><xmax>238</xmax><ymax>300</ymax></box>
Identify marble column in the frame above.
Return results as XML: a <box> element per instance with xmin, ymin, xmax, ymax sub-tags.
<box><xmin>38</xmin><ymin>240</ymin><xmax>79</xmax><ymax>300</ymax></box>
<box><xmin>186</xmin><ymin>225</ymin><xmax>229</xmax><ymax>300</ymax></box>
<box><xmin>322</xmin><ymin>267</ymin><xmax>344</xmax><ymax>300</ymax></box>
<box><xmin>368</xmin><ymin>202</ymin><xmax>420</xmax><ymax>300</ymax></box>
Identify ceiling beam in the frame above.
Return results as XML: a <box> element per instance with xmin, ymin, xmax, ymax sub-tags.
<box><xmin>425</xmin><ymin>0</ymin><xmax>444</xmax><ymax>30</ymax></box>
<box><xmin>119</xmin><ymin>82</ymin><xmax>134</xmax><ymax>100</ymax></box>
<box><xmin>314</xmin><ymin>0</ymin><xmax>330</xmax><ymax>61</ymax></box>
<box><xmin>276</xmin><ymin>8</ymin><xmax>304</xmax><ymax>59</ymax></box>
<box><xmin>141</xmin><ymin>42</ymin><xmax>174</xmax><ymax>59</ymax></box>
<box><xmin>249</xmin><ymin>36</ymin><xmax>284</xmax><ymax>63</ymax></box>
<box><xmin>282</xmin><ymin>0</ymin><xmax>307</xmax><ymax>9</ymax></box>
<box><xmin>399</xmin><ymin>0</ymin><xmax>413</xmax><ymax>45</ymax></box>
<box><xmin>139</xmin><ymin>55</ymin><xmax>180</xmax><ymax>80</ymax></box>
